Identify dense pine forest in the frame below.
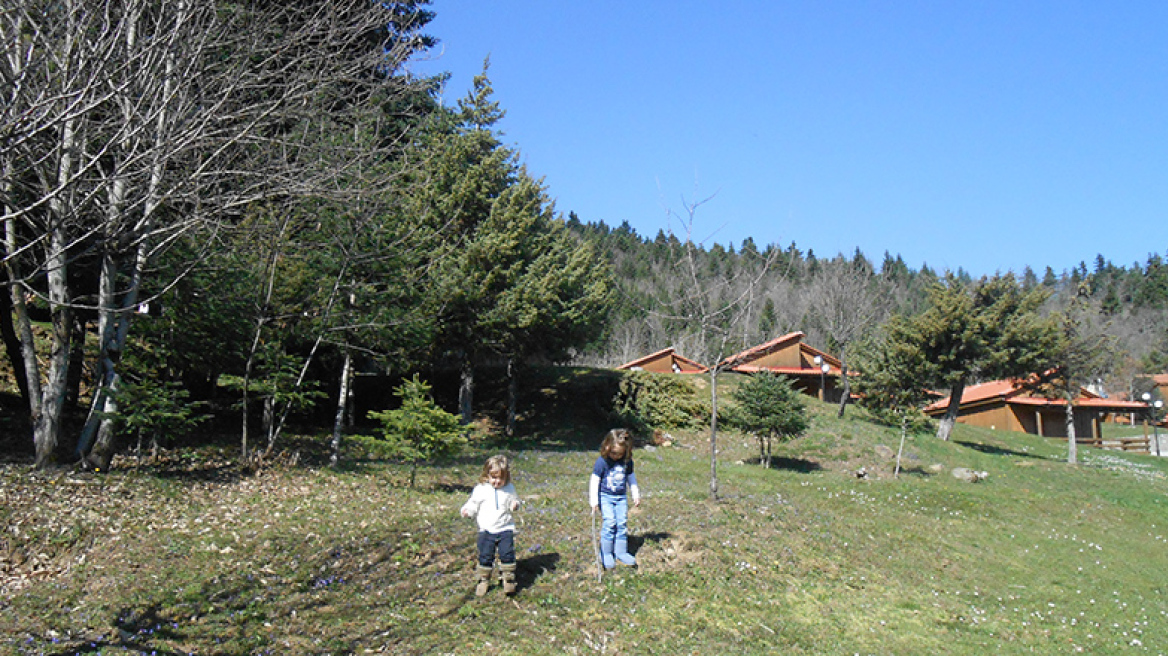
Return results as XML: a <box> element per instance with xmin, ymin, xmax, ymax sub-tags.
<box><xmin>566</xmin><ymin>216</ymin><xmax>1168</xmax><ymax>396</ymax></box>
<box><xmin>2</xmin><ymin>0</ymin><xmax>1166</xmax><ymax>470</ymax></box>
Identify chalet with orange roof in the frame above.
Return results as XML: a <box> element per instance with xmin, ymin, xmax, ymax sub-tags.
<box><xmin>719</xmin><ymin>331</ymin><xmax>843</xmax><ymax>401</ymax></box>
<box><xmin>1153</xmin><ymin>374</ymin><xmax>1168</xmax><ymax>398</ymax></box>
<box><xmin>616</xmin><ymin>347</ymin><xmax>708</xmax><ymax>374</ymax></box>
<box><xmin>923</xmin><ymin>378</ymin><xmax>1148</xmax><ymax>442</ymax></box>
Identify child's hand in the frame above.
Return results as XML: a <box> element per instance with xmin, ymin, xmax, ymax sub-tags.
<box><xmin>509</xmin><ymin>498</ymin><xmax>520</xmax><ymax>511</ymax></box>
<box><xmin>591</xmin><ymin>505</ymin><xmax>598</xmax><ymax>515</ymax></box>
<box><xmin>460</xmin><ymin>508</ymin><xmax>472</xmax><ymax>518</ymax></box>
<box><xmin>633</xmin><ymin>497</ymin><xmax>641</xmax><ymax>508</ymax></box>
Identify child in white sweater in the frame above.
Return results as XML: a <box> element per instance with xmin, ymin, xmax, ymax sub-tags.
<box><xmin>460</xmin><ymin>454</ymin><xmax>521</xmax><ymax>596</ymax></box>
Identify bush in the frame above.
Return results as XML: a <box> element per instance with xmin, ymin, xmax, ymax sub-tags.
<box><xmin>725</xmin><ymin>372</ymin><xmax>809</xmax><ymax>468</ymax></box>
<box><xmin>366</xmin><ymin>375</ymin><xmax>465</xmax><ymax>486</ymax></box>
<box><xmin>612</xmin><ymin>370</ymin><xmax>710</xmax><ymax>434</ymax></box>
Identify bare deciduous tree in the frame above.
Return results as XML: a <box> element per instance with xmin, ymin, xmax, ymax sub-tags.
<box><xmin>647</xmin><ymin>195</ymin><xmax>779</xmax><ymax>499</ymax></box>
<box><xmin>804</xmin><ymin>257</ymin><xmax>888</xmax><ymax>417</ymax></box>
<box><xmin>1</xmin><ymin>0</ymin><xmax>435</xmax><ymax>469</ymax></box>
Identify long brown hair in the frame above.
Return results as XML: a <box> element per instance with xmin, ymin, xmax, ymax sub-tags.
<box><xmin>599</xmin><ymin>429</ymin><xmax>633</xmax><ymax>463</ymax></box>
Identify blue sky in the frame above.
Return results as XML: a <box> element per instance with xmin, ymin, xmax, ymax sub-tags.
<box><xmin>410</xmin><ymin>1</ymin><xmax>1168</xmax><ymax>277</ymax></box>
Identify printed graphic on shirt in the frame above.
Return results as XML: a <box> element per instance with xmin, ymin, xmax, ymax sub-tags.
<box><xmin>605</xmin><ymin>464</ymin><xmax>626</xmax><ymax>494</ymax></box>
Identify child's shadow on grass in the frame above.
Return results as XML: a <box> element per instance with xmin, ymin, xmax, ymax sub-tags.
<box><xmin>516</xmin><ymin>552</ymin><xmax>561</xmax><ymax>592</ymax></box>
<box><xmin>628</xmin><ymin>531</ymin><xmax>671</xmax><ymax>557</ymax></box>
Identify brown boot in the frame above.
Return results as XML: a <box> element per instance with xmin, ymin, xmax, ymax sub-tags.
<box><xmin>474</xmin><ymin>565</ymin><xmax>493</xmax><ymax>597</ymax></box>
<box><xmin>500</xmin><ymin>562</ymin><xmax>517</xmax><ymax>595</ymax></box>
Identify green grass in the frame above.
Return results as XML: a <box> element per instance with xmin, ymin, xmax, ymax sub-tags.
<box><xmin>3</xmin><ymin>398</ymin><xmax>1168</xmax><ymax>655</ymax></box>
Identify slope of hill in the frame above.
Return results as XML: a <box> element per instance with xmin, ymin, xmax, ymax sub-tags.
<box><xmin>3</xmin><ymin>378</ymin><xmax>1167</xmax><ymax>655</ymax></box>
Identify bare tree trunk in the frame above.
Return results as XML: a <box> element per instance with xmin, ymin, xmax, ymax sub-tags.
<box><xmin>0</xmin><ymin>292</ymin><xmax>28</xmax><ymax>403</ymax></box>
<box><xmin>240</xmin><ymin>216</ymin><xmax>288</xmax><ymax>461</ymax></box>
<box><xmin>35</xmin><ymin>226</ymin><xmax>73</xmax><ymax>469</ymax></box>
<box><xmin>262</xmin><ymin>397</ymin><xmax>274</xmax><ymax>448</ymax></box>
<box><xmin>263</xmin><ymin>297</ymin><xmax>347</xmax><ymax>460</ymax></box>
<box><xmin>647</xmin><ymin>190</ymin><xmax>781</xmax><ymax>502</ymax></box>
<box><xmin>836</xmin><ymin>361</ymin><xmax>851</xmax><ymax>418</ymax></box>
<box><xmin>505</xmin><ymin>357</ymin><xmax>517</xmax><ymax>436</ymax></box>
<box><xmin>6</xmin><ymin>278</ymin><xmax>40</xmax><ymax>423</ymax></box>
<box><xmin>84</xmin><ymin>0</ymin><xmax>181</xmax><ymax>470</ymax></box>
<box><xmin>936</xmin><ymin>376</ymin><xmax>965</xmax><ymax>442</ymax></box>
<box><xmin>459</xmin><ymin>352</ymin><xmax>474</xmax><ymax>425</ymax></box>
<box><xmin>1065</xmin><ymin>385</ymin><xmax>1078</xmax><ymax>465</ymax></box>
<box><xmin>330</xmin><ymin>349</ymin><xmax>352</xmax><ymax>467</ymax></box>
<box><xmin>0</xmin><ymin>12</ymin><xmax>29</xmax><ymax>407</ymax></box>
<box><xmin>65</xmin><ymin>317</ymin><xmax>86</xmax><ymax>411</ymax></box>
<box><xmin>895</xmin><ymin>412</ymin><xmax>907</xmax><ymax>477</ymax></box>
<box><xmin>34</xmin><ymin>41</ymin><xmax>81</xmax><ymax>468</ymax></box>
<box><xmin>709</xmin><ymin>368</ymin><xmax>719</xmax><ymax>499</ymax></box>
<box><xmin>78</xmin><ymin>250</ymin><xmax>121</xmax><ymax>463</ymax></box>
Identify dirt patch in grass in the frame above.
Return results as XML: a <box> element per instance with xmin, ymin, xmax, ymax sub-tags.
<box><xmin>635</xmin><ymin>531</ymin><xmax>707</xmax><ymax>571</ymax></box>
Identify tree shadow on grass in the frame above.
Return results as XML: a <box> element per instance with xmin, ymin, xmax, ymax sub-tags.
<box><xmin>153</xmin><ymin>461</ymin><xmax>243</xmax><ymax>485</ymax></box>
<box><xmin>436</xmin><ymin>482</ymin><xmax>474</xmax><ymax>495</ymax></box>
<box><xmin>741</xmin><ymin>456</ymin><xmax>823</xmax><ymax>473</ymax></box>
<box><xmin>43</xmin><ymin>602</ymin><xmax>190</xmax><ymax>655</ymax></box>
<box><xmin>956</xmin><ymin>440</ymin><xmax>1047</xmax><ymax>460</ymax></box>
<box><xmin>893</xmin><ymin>465</ymin><xmax>936</xmax><ymax>478</ymax></box>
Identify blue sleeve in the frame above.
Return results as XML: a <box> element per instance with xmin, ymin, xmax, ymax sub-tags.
<box><xmin>627</xmin><ymin>471</ymin><xmax>638</xmax><ymax>489</ymax></box>
<box><xmin>592</xmin><ymin>457</ymin><xmax>607</xmax><ymax>477</ymax></box>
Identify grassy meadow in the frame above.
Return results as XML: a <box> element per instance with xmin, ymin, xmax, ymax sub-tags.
<box><xmin>3</xmin><ymin>373</ymin><xmax>1168</xmax><ymax>655</ymax></box>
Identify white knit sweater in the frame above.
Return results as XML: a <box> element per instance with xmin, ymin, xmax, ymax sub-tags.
<box><xmin>460</xmin><ymin>482</ymin><xmax>519</xmax><ymax>533</ymax></box>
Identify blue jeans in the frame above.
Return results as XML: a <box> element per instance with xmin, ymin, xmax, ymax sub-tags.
<box><xmin>476</xmin><ymin>530</ymin><xmax>515</xmax><ymax>567</ymax></box>
<box><xmin>599</xmin><ymin>492</ymin><xmax>628</xmax><ymax>542</ymax></box>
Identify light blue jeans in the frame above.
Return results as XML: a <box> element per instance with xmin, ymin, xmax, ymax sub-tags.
<box><xmin>599</xmin><ymin>492</ymin><xmax>628</xmax><ymax>542</ymax></box>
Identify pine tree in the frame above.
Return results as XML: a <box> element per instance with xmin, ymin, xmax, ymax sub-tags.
<box><xmin>728</xmin><ymin>372</ymin><xmax>809</xmax><ymax>468</ymax></box>
<box><xmin>881</xmin><ymin>274</ymin><xmax>1059</xmax><ymax>441</ymax></box>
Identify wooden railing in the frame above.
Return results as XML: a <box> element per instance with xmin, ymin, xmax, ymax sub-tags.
<box><xmin>1076</xmin><ymin>436</ymin><xmax>1150</xmax><ymax>454</ymax></box>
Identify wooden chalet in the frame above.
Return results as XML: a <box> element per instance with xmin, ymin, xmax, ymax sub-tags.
<box><xmin>616</xmin><ymin>347</ymin><xmax>708</xmax><ymax>374</ymax></box>
<box><xmin>924</xmin><ymin>378</ymin><xmax>1149</xmax><ymax>444</ymax></box>
<box><xmin>720</xmin><ymin>331</ymin><xmax>842</xmax><ymax>401</ymax></box>
<box><xmin>1153</xmin><ymin>374</ymin><xmax>1168</xmax><ymax>401</ymax></box>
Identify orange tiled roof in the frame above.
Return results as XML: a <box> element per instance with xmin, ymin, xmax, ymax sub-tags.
<box><xmin>926</xmin><ymin>378</ymin><xmax>1148</xmax><ymax>413</ymax></box>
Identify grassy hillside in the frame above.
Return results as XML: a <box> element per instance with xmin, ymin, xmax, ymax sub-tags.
<box><xmin>3</xmin><ymin>374</ymin><xmax>1168</xmax><ymax>655</ymax></box>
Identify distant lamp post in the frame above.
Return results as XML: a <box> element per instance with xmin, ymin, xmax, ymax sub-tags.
<box><xmin>813</xmin><ymin>355</ymin><xmax>829</xmax><ymax>402</ymax></box>
<box><xmin>1143</xmin><ymin>392</ymin><xmax>1164</xmax><ymax>457</ymax></box>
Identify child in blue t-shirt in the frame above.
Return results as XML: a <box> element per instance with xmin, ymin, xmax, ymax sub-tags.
<box><xmin>589</xmin><ymin>429</ymin><xmax>641</xmax><ymax>568</ymax></box>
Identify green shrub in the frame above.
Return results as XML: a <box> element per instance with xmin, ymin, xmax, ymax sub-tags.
<box><xmin>724</xmin><ymin>372</ymin><xmax>809</xmax><ymax>467</ymax></box>
<box><xmin>612</xmin><ymin>370</ymin><xmax>710</xmax><ymax>434</ymax></box>
<box><xmin>366</xmin><ymin>375</ymin><xmax>466</xmax><ymax>486</ymax></box>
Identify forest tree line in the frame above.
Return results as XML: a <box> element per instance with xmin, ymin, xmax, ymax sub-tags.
<box><xmin>1</xmin><ymin>0</ymin><xmax>611</xmax><ymax>469</ymax></box>
<box><xmin>567</xmin><ymin>215</ymin><xmax>1168</xmax><ymax>403</ymax></box>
